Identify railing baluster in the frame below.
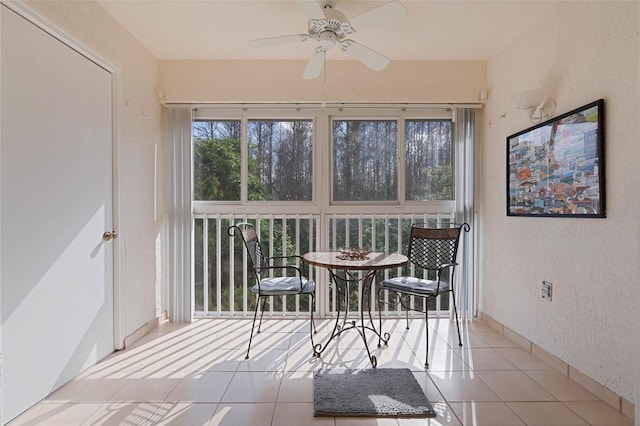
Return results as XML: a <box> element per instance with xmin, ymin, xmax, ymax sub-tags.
<box><xmin>331</xmin><ymin>216</ymin><xmax>336</xmax><ymax>316</ymax></box>
<box><xmin>382</xmin><ymin>215</ymin><xmax>390</xmax><ymax>316</ymax></box>
<box><xmin>370</xmin><ymin>217</ymin><xmax>377</xmax><ymax>314</ymax></box>
<box><xmin>215</xmin><ymin>215</ymin><xmax>222</xmax><ymax>316</ymax></box>
<box><xmin>203</xmin><ymin>214</ymin><xmax>209</xmax><ymax>315</ymax></box>
<box><xmin>355</xmin><ymin>215</ymin><xmax>361</xmax><ymax>314</ymax></box>
<box><xmin>269</xmin><ymin>215</ymin><xmax>275</xmax><ymax>317</ymax></box>
<box><xmin>281</xmin><ymin>215</ymin><xmax>287</xmax><ymax>318</ymax></box>
<box><xmin>229</xmin><ymin>218</ymin><xmax>236</xmax><ymax>317</ymax></box>
<box><xmin>295</xmin><ymin>215</ymin><xmax>300</xmax><ymax>317</ymax></box>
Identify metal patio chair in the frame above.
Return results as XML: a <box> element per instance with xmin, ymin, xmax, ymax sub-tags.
<box><xmin>378</xmin><ymin>222</ymin><xmax>470</xmax><ymax>368</ymax></box>
<box><xmin>228</xmin><ymin>222</ymin><xmax>317</xmax><ymax>359</ymax></box>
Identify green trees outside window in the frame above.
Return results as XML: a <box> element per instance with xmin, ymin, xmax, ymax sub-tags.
<box><xmin>405</xmin><ymin>120</ymin><xmax>454</xmax><ymax>201</ymax></box>
<box><xmin>248</xmin><ymin>120</ymin><xmax>313</xmax><ymax>201</ymax></box>
<box><xmin>332</xmin><ymin>120</ymin><xmax>398</xmax><ymax>201</ymax></box>
<box><xmin>193</xmin><ymin>119</ymin><xmax>313</xmax><ymax>202</ymax></box>
<box><xmin>193</xmin><ymin>118</ymin><xmax>453</xmax><ymax>204</ymax></box>
<box><xmin>193</xmin><ymin>120</ymin><xmax>241</xmax><ymax>201</ymax></box>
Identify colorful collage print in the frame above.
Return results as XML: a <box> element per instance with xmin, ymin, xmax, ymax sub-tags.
<box><xmin>508</xmin><ymin>102</ymin><xmax>603</xmax><ymax>216</ymax></box>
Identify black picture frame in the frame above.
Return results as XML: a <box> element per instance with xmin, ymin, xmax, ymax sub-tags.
<box><xmin>507</xmin><ymin>99</ymin><xmax>605</xmax><ymax>217</ymax></box>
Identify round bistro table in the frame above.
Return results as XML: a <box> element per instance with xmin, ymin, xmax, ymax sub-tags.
<box><xmin>303</xmin><ymin>251</ymin><xmax>408</xmax><ymax>367</ymax></box>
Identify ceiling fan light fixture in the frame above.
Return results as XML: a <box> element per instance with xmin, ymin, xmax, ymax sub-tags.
<box><xmin>319</xmin><ymin>30</ymin><xmax>337</xmax><ymax>49</ymax></box>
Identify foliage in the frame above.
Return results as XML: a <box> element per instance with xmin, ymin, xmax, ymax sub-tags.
<box><xmin>193</xmin><ymin>137</ymin><xmax>273</xmax><ymax>201</ymax></box>
<box><xmin>405</xmin><ymin>120</ymin><xmax>454</xmax><ymax>200</ymax></box>
<box><xmin>248</xmin><ymin>120</ymin><xmax>313</xmax><ymax>201</ymax></box>
<box><xmin>333</xmin><ymin>120</ymin><xmax>398</xmax><ymax>201</ymax></box>
<box><xmin>193</xmin><ymin>138</ymin><xmax>240</xmax><ymax>200</ymax></box>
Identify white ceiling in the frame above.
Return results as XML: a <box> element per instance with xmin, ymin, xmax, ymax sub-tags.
<box><xmin>97</xmin><ymin>0</ymin><xmax>557</xmax><ymax>62</ymax></box>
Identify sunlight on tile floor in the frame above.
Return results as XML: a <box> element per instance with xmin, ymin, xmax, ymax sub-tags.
<box><xmin>8</xmin><ymin>318</ymin><xmax>633</xmax><ymax>425</ymax></box>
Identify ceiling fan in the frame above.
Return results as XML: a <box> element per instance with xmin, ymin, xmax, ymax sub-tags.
<box><xmin>248</xmin><ymin>0</ymin><xmax>406</xmax><ymax>80</ymax></box>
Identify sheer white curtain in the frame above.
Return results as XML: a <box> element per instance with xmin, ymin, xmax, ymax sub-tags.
<box><xmin>454</xmin><ymin>108</ymin><xmax>476</xmax><ymax>320</ymax></box>
<box><xmin>167</xmin><ymin>106</ymin><xmax>193</xmax><ymax>322</ymax></box>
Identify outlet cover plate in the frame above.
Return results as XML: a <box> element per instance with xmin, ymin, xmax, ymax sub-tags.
<box><xmin>542</xmin><ymin>281</ymin><xmax>552</xmax><ymax>301</ymax></box>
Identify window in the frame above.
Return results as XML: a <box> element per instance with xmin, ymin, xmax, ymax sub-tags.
<box><xmin>330</xmin><ymin>114</ymin><xmax>453</xmax><ymax>204</ymax></box>
<box><xmin>192</xmin><ymin>107</ymin><xmax>455</xmax><ymax>207</ymax></box>
<box><xmin>332</xmin><ymin>120</ymin><xmax>398</xmax><ymax>201</ymax></box>
<box><xmin>248</xmin><ymin>119</ymin><xmax>313</xmax><ymax>201</ymax></box>
<box><xmin>405</xmin><ymin>120</ymin><xmax>454</xmax><ymax>201</ymax></box>
<box><xmin>193</xmin><ymin>117</ymin><xmax>314</xmax><ymax>203</ymax></box>
<box><xmin>193</xmin><ymin>120</ymin><xmax>241</xmax><ymax>201</ymax></box>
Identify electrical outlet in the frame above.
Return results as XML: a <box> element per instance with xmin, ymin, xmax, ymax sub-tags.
<box><xmin>542</xmin><ymin>281</ymin><xmax>552</xmax><ymax>301</ymax></box>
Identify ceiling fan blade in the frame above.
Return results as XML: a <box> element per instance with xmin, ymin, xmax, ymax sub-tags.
<box><xmin>249</xmin><ymin>34</ymin><xmax>311</xmax><ymax>48</ymax></box>
<box><xmin>303</xmin><ymin>47</ymin><xmax>325</xmax><ymax>79</ymax></box>
<box><xmin>340</xmin><ymin>40</ymin><xmax>390</xmax><ymax>71</ymax></box>
<box><xmin>348</xmin><ymin>1</ymin><xmax>406</xmax><ymax>31</ymax></box>
<box><xmin>296</xmin><ymin>0</ymin><xmax>326</xmax><ymax>20</ymax></box>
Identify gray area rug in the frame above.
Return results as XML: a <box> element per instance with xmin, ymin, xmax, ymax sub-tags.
<box><xmin>313</xmin><ymin>368</ymin><xmax>436</xmax><ymax>417</ymax></box>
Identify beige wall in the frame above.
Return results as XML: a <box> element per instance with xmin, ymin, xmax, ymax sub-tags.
<box><xmin>159</xmin><ymin>59</ymin><xmax>486</xmax><ymax>104</ymax></box>
<box><xmin>481</xmin><ymin>1</ymin><xmax>639</xmax><ymax>401</ymax></box>
<box><xmin>23</xmin><ymin>1</ymin><xmax>165</xmax><ymax>343</ymax></box>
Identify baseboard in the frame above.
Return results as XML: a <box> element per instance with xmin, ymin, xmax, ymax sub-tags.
<box><xmin>478</xmin><ymin>311</ymin><xmax>634</xmax><ymax>421</ymax></box>
<box><xmin>123</xmin><ymin>311</ymin><xmax>169</xmax><ymax>349</ymax></box>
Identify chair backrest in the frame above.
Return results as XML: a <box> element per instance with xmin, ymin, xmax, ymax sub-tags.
<box><xmin>228</xmin><ymin>222</ymin><xmax>267</xmax><ymax>279</ymax></box>
<box><xmin>406</xmin><ymin>223</ymin><xmax>469</xmax><ymax>271</ymax></box>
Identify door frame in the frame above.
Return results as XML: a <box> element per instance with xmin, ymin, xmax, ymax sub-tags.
<box><xmin>1</xmin><ymin>0</ymin><xmax>124</xmax><ymax>350</ymax></box>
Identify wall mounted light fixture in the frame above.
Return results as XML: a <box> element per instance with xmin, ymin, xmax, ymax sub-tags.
<box><xmin>510</xmin><ymin>88</ymin><xmax>556</xmax><ymax>124</ymax></box>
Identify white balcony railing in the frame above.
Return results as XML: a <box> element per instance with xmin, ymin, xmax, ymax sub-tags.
<box><xmin>193</xmin><ymin>212</ymin><xmax>458</xmax><ymax>319</ymax></box>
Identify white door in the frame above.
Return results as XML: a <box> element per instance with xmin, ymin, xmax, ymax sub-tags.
<box><xmin>1</xmin><ymin>6</ymin><xmax>114</xmax><ymax>423</ymax></box>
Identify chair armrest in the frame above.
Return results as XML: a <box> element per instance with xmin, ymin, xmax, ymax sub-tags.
<box><xmin>267</xmin><ymin>254</ymin><xmax>304</xmax><ymax>262</ymax></box>
<box><xmin>437</xmin><ymin>262</ymin><xmax>458</xmax><ymax>271</ymax></box>
<box><xmin>266</xmin><ymin>255</ymin><xmax>308</xmax><ymax>276</ymax></box>
<box><xmin>426</xmin><ymin>262</ymin><xmax>459</xmax><ymax>294</ymax></box>
<box><xmin>260</xmin><ymin>263</ymin><xmax>307</xmax><ymax>278</ymax></box>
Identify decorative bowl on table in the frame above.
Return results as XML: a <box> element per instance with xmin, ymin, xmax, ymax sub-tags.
<box><xmin>337</xmin><ymin>247</ymin><xmax>371</xmax><ymax>260</ymax></box>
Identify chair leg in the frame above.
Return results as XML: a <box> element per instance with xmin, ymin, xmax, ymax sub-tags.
<box><xmin>405</xmin><ymin>296</ymin><xmax>410</xmax><ymax>330</ymax></box>
<box><xmin>246</xmin><ymin>298</ymin><xmax>261</xmax><ymax>360</ymax></box>
<box><xmin>311</xmin><ymin>293</ymin><xmax>317</xmax><ymax>334</ymax></box>
<box><xmin>310</xmin><ymin>293</ymin><xmax>318</xmax><ymax>355</ymax></box>
<box><xmin>378</xmin><ymin>289</ymin><xmax>383</xmax><ymax>348</ymax></box>
<box><xmin>424</xmin><ymin>309</ymin><xmax>430</xmax><ymax>368</ymax></box>
<box><xmin>257</xmin><ymin>296</ymin><xmax>267</xmax><ymax>333</ymax></box>
<box><xmin>451</xmin><ymin>289</ymin><xmax>463</xmax><ymax>347</ymax></box>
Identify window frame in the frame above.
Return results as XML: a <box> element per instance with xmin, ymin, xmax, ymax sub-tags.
<box><xmin>325</xmin><ymin>106</ymin><xmax>455</xmax><ymax>207</ymax></box>
<box><xmin>192</xmin><ymin>107</ymin><xmax>320</xmax><ymax>214</ymax></box>
<box><xmin>192</xmin><ymin>104</ymin><xmax>457</xmax><ymax>216</ymax></box>
<box><xmin>329</xmin><ymin>113</ymin><xmax>400</xmax><ymax>205</ymax></box>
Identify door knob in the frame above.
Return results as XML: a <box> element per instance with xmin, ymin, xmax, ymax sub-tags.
<box><xmin>102</xmin><ymin>231</ymin><xmax>118</xmax><ymax>242</ymax></box>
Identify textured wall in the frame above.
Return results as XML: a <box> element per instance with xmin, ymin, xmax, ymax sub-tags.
<box><xmin>481</xmin><ymin>2</ymin><xmax>639</xmax><ymax>401</ymax></box>
<box><xmin>24</xmin><ymin>1</ymin><xmax>164</xmax><ymax>343</ymax></box>
<box><xmin>158</xmin><ymin>59</ymin><xmax>486</xmax><ymax>104</ymax></box>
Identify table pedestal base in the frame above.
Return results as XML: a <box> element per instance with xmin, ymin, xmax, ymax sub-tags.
<box><xmin>312</xmin><ymin>269</ymin><xmax>390</xmax><ymax>368</ymax></box>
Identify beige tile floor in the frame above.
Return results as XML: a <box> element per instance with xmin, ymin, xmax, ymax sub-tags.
<box><xmin>8</xmin><ymin>318</ymin><xmax>634</xmax><ymax>426</ymax></box>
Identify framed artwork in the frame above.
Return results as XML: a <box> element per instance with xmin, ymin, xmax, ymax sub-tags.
<box><xmin>507</xmin><ymin>99</ymin><xmax>605</xmax><ymax>217</ymax></box>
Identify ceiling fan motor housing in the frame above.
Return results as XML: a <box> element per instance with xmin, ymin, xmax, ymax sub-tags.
<box><xmin>308</xmin><ymin>5</ymin><xmax>354</xmax><ymax>45</ymax></box>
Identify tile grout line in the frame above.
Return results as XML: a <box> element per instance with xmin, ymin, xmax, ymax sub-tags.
<box><xmin>480</xmin><ymin>311</ymin><xmax>634</xmax><ymax>421</ymax></box>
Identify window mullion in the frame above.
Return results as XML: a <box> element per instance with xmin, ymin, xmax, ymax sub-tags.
<box><xmin>241</xmin><ymin>113</ymin><xmax>248</xmax><ymax>203</ymax></box>
<box><xmin>398</xmin><ymin>114</ymin><xmax>406</xmax><ymax>204</ymax></box>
